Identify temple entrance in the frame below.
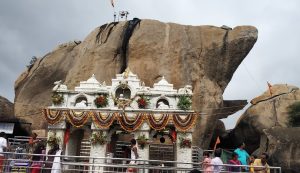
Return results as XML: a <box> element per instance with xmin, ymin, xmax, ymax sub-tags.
<box><xmin>65</xmin><ymin>125</ymin><xmax>91</xmax><ymax>161</ymax></box>
<box><xmin>108</xmin><ymin>131</ymin><xmax>132</xmax><ymax>161</ymax></box>
<box><xmin>149</xmin><ymin>133</ymin><xmax>175</xmax><ymax>170</ymax></box>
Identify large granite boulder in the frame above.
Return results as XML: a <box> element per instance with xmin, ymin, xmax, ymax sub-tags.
<box><xmin>0</xmin><ymin>96</ymin><xmax>14</xmax><ymax>120</ymax></box>
<box><xmin>228</xmin><ymin>84</ymin><xmax>300</xmax><ymax>172</ymax></box>
<box><xmin>264</xmin><ymin>127</ymin><xmax>300</xmax><ymax>173</ymax></box>
<box><xmin>14</xmin><ymin>19</ymin><xmax>257</xmax><ymax>148</ymax></box>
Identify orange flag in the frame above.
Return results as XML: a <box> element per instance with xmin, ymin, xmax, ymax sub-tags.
<box><xmin>267</xmin><ymin>82</ymin><xmax>273</xmax><ymax>96</ymax></box>
<box><xmin>213</xmin><ymin>136</ymin><xmax>221</xmax><ymax>150</ymax></box>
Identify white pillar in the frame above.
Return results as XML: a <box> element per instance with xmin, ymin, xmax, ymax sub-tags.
<box><xmin>136</xmin><ymin>122</ymin><xmax>150</xmax><ymax>161</ymax></box>
<box><xmin>47</xmin><ymin>121</ymin><xmax>66</xmax><ymax>151</ymax></box>
<box><xmin>176</xmin><ymin>132</ymin><xmax>193</xmax><ymax>169</ymax></box>
<box><xmin>89</xmin><ymin>123</ymin><xmax>108</xmax><ymax>172</ymax></box>
<box><xmin>135</xmin><ymin>122</ymin><xmax>150</xmax><ymax>173</ymax></box>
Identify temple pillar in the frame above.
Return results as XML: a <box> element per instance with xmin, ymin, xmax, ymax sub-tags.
<box><xmin>89</xmin><ymin>123</ymin><xmax>108</xmax><ymax>172</ymax></box>
<box><xmin>136</xmin><ymin>122</ymin><xmax>150</xmax><ymax>160</ymax></box>
<box><xmin>47</xmin><ymin>121</ymin><xmax>66</xmax><ymax>151</ymax></box>
<box><xmin>135</xmin><ymin>122</ymin><xmax>150</xmax><ymax>173</ymax></box>
<box><xmin>176</xmin><ymin>131</ymin><xmax>193</xmax><ymax>169</ymax></box>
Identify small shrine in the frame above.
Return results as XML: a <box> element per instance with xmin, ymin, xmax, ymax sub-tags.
<box><xmin>43</xmin><ymin>68</ymin><xmax>198</xmax><ymax>168</ymax></box>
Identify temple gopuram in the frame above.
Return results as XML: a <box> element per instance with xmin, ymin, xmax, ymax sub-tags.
<box><xmin>43</xmin><ymin>69</ymin><xmax>199</xmax><ymax>168</ymax></box>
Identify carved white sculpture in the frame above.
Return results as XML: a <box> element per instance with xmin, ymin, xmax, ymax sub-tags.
<box><xmin>50</xmin><ymin>70</ymin><xmax>193</xmax><ymax>110</ymax></box>
<box><xmin>75</xmin><ymin>100</ymin><xmax>87</xmax><ymax>107</ymax></box>
<box><xmin>178</xmin><ymin>85</ymin><xmax>193</xmax><ymax>94</ymax></box>
<box><xmin>53</xmin><ymin>80</ymin><xmax>67</xmax><ymax>91</ymax></box>
<box><xmin>157</xmin><ymin>101</ymin><xmax>169</xmax><ymax>109</ymax></box>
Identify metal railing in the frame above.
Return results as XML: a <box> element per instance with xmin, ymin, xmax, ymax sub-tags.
<box><xmin>0</xmin><ymin>152</ymin><xmax>281</xmax><ymax>173</ymax></box>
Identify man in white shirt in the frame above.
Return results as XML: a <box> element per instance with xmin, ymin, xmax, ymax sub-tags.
<box><xmin>0</xmin><ymin>132</ymin><xmax>8</xmax><ymax>173</ymax></box>
<box><xmin>211</xmin><ymin>148</ymin><xmax>224</xmax><ymax>173</ymax></box>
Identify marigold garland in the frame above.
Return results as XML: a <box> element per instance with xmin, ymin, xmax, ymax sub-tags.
<box><xmin>147</xmin><ymin>114</ymin><xmax>170</xmax><ymax>131</ymax></box>
<box><xmin>116</xmin><ymin>113</ymin><xmax>145</xmax><ymax>132</ymax></box>
<box><xmin>43</xmin><ymin>109</ymin><xmax>65</xmax><ymax>125</ymax></box>
<box><xmin>90</xmin><ymin>112</ymin><xmax>115</xmax><ymax>129</ymax></box>
<box><xmin>65</xmin><ymin>110</ymin><xmax>90</xmax><ymax>128</ymax></box>
<box><xmin>172</xmin><ymin>113</ymin><xmax>197</xmax><ymax>132</ymax></box>
<box><xmin>43</xmin><ymin>109</ymin><xmax>198</xmax><ymax>132</ymax></box>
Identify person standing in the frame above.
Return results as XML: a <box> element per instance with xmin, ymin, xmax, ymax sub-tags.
<box><xmin>0</xmin><ymin>132</ymin><xmax>8</xmax><ymax>173</ymax></box>
<box><xmin>211</xmin><ymin>148</ymin><xmax>223</xmax><ymax>173</ymax></box>
<box><xmin>202</xmin><ymin>151</ymin><xmax>213</xmax><ymax>173</ymax></box>
<box><xmin>249</xmin><ymin>155</ymin><xmax>257</xmax><ymax>173</ymax></box>
<box><xmin>253</xmin><ymin>153</ymin><xmax>270</xmax><ymax>173</ymax></box>
<box><xmin>29</xmin><ymin>133</ymin><xmax>39</xmax><ymax>146</ymax></box>
<box><xmin>44</xmin><ymin>144</ymin><xmax>61</xmax><ymax>173</ymax></box>
<box><xmin>31</xmin><ymin>144</ymin><xmax>45</xmax><ymax>173</ymax></box>
<box><xmin>234</xmin><ymin>142</ymin><xmax>249</xmax><ymax>171</ymax></box>
<box><xmin>130</xmin><ymin>139</ymin><xmax>139</xmax><ymax>164</ymax></box>
<box><xmin>51</xmin><ymin>146</ymin><xmax>62</xmax><ymax>173</ymax></box>
<box><xmin>127</xmin><ymin>139</ymin><xmax>139</xmax><ymax>173</ymax></box>
<box><xmin>227</xmin><ymin>152</ymin><xmax>241</xmax><ymax>172</ymax></box>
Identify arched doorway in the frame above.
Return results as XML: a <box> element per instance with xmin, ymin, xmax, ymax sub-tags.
<box><xmin>115</xmin><ymin>87</ymin><xmax>131</xmax><ymax>99</ymax></box>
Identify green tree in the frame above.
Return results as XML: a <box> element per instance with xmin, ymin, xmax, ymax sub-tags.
<box><xmin>287</xmin><ymin>101</ymin><xmax>300</xmax><ymax>127</ymax></box>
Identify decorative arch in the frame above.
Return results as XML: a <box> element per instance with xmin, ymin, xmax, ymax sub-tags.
<box><xmin>74</xmin><ymin>94</ymin><xmax>88</xmax><ymax>105</ymax></box>
<box><xmin>114</xmin><ymin>85</ymin><xmax>132</xmax><ymax>99</ymax></box>
<box><xmin>155</xmin><ymin>97</ymin><xmax>170</xmax><ymax>108</ymax></box>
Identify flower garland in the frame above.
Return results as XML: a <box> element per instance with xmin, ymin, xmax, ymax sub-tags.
<box><xmin>177</xmin><ymin>95</ymin><xmax>192</xmax><ymax>110</ymax></box>
<box><xmin>43</xmin><ymin>109</ymin><xmax>65</xmax><ymax>125</ymax></box>
<box><xmin>179</xmin><ymin>137</ymin><xmax>191</xmax><ymax>148</ymax></box>
<box><xmin>47</xmin><ymin>133</ymin><xmax>61</xmax><ymax>148</ymax></box>
<box><xmin>65</xmin><ymin>110</ymin><xmax>90</xmax><ymax>128</ymax></box>
<box><xmin>147</xmin><ymin>114</ymin><xmax>170</xmax><ymax>131</ymax></box>
<box><xmin>52</xmin><ymin>92</ymin><xmax>64</xmax><ymax>105</ymax></box>
<box><xmin>116</xmin><ymin>113</ymin><xmax>145</xmax><ymax>132</ymax></box>
<box><xmin>137</xmin><ymin>134</ymin><xmax>149</xmax><ymax>149</ymax></box>
<box><xmin>90</xmin><ymin>112</ymin><xmax>115</xmax><ymax>129</ymax></box>
<box><xmin>94</xmin><ymin>94</ymin><xmax>109</xmax><ymax>108</ymax></box>
<box><xmin>137</xmin><ymin>95</ymin><xmax>150</xmax><ymax>109</ymax></box>
<box><xmin>43</xmin><ymin>109</ymin><xmax>198</xmax><ymax>132</ymax></box>
<box><xmin>90</xmin><ymin>131</ymin><xmax>107</xmax><ymax>145</ymax></box>
<box><xmin>172</xmin><ymin>113</ymin><xmax>197</xmax><ymax>132</ymax></box>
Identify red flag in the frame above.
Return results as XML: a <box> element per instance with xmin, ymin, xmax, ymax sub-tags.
<box><xmin>64</xmin><ymin>128</ymin><xmax>70</xmax><ymax>145</ymax></box>
<box><xmin>267</xmin><ymin>82</ymin><xmax>273</xmax><ymax>96</ymax></box>
<box><xmin>170</xmin><ymin>131</ymin><xmax>177</xmax><ymax>143</ymax></box>
<box><xmin>110</xmin><ymin>0</ymin><xmax>114</xmax><ymax>7</ymax></box>
<box><xmin>213</xmin><ymin>136</ymin><xmax>221</xmax><ymax>150</ymax></box>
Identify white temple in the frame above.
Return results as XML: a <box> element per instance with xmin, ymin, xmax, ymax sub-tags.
<box><xmin>43</xmin><ymin>69</ymin><xmax>198</xmax><ymax>170</ymax></box>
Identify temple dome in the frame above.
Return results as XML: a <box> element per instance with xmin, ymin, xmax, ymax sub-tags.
<box><xmin>74</xmin><ymin>74</ymin><xmax>103</xmax><ymax>92</ymax></box>
<box><xmin>86</xmin><ymin>74</ymin><xmax>100</xmax><ymax>84</ymax></box>
<box><xmin>153</xmin><ymin>76</ymin><xmax>175</xmax><ymax>92</ymax></box>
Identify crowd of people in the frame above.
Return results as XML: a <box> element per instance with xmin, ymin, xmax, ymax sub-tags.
<box><xmin>198</xmin><ymin>142</ymin><xmax>271</xmax><ymax>173</ymax></box>
<box><xmin>1</xmin><ymin>131</ymin><xmax>274</xmax><ymax>173</ymax></box>
<box><xmin>0</xmin><ymin>132</ymin><xmax>64</xmax><ymax>173</ymax></box>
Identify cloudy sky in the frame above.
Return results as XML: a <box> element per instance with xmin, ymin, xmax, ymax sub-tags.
<box><xmin>1</xmin><ymin>0</ymin><xmax>299</xmax><ymax>128</ymax></box>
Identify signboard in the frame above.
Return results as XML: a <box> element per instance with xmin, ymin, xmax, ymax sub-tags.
<box><xmin>0</xmin><ymin>122</ymin><xmax>15</xmax><ymax>134</ymax></box>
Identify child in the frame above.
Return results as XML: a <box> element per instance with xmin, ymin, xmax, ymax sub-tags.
<box><xmin>202</xmin><ymin>151</ymin><xmax>213</xmax><ymax>173</ymax></box>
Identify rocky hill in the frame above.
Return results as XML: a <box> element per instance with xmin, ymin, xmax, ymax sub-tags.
<box><xmin>14</xmin><ymin>19</ymin><xmax>257</xmax><ymax>148</ymax></box>
<box><xmin>225</xmin><ymin>84</ymin><xmax>300</xmax><ymax>173</ymax></box>
<box><xmin>0</xmin><ymin>96</ymin><xmax>14</xmax><ymax>120</ymax></box>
